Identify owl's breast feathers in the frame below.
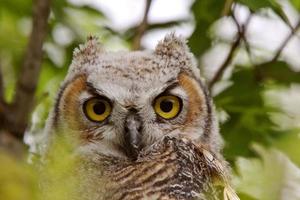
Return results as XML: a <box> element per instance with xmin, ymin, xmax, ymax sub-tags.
<box><xmin>80</xmin><ymin>137</ymin><xmax>238</xmax><ymax>200</ymax></box>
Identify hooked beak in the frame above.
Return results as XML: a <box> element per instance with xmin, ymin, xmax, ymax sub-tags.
<box><xmin>124</xmin><ymin>109</ymin><xmax>142</xmax><ymax>159</ymax></box>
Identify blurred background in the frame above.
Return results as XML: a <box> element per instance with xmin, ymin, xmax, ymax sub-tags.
<box><xmin>0</xmin><ymin>0</ymin><xmax>300</xmax><ymax>199</ymax></box>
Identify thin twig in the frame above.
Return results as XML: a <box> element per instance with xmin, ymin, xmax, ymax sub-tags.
<box><xmin>208</xmin><ymin>12</ymin><xmax>252</xmax><ymax>90</ymax></box>
<box><xmin>132</xmin><ymin>0</ymin><xmax>153</xmax><ymax>50</ymax></box>
<box><xmin>242</xmin><ymin>36</ymin><xmax>253</xmax><ymax>63</ymax></box>
<box><xmin>231</xmin><ymin>10</ymin><xmax>242</xmax><ymax>33</ymax></box>
<box><xmin>253</xmin><ymin>18</ymin><xmax>300</xmax><ymax>82</ymax></box>
<box><xmin>271</xmin><ymin>19</ymin><xmax>300</xmax><ymax>62</ymax></box>
<box><xmin>5</xmin><ymin>0</ymin><xmax>51</xmax><ymax>138</ymax></box>
<box><xmin>222</xmin><ymin>0</ymin><xmax>234</xmax><ymax>16</ymax></box>
<box><xmin>232</xmin><ymin>12</ymin><xmax>254</xmax><ymax>64</ymax></box>
<box><xmin>208</xmin><ymin>35</ymin><xmax>242</xmax><ymax>90</ymax></box>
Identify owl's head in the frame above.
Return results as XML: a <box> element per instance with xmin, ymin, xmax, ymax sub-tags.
<box><xmin>46</xmin><ymin>34</ymin><xmax>223</xmax><ymax>160</ymax></box>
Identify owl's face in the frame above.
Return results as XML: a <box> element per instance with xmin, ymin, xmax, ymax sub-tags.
<box><xmin>48</xmin><ymin>34</ymin><xmax>222</xmax><ymax>160</ymax></box>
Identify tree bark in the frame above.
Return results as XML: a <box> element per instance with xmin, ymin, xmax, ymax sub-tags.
<box><xmin>0</xmin><ymin>0</ymin><xmax>51</xmax><ymax>158</ymax></box>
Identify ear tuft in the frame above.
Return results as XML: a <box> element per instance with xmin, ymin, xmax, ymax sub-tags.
<box><xmin>73</xmin><ymin>35</ymin><xmax>104</xmax><ymax>65</ymax></box>
<box><xmin>155</xmin><ymin>33</ymin><xmax>189</xmax><ymax>57</ymax></box>
<box><xmin>155</xmin><ymin>33</ymin><xmax>201</xmax><ymax>80</ymax></box>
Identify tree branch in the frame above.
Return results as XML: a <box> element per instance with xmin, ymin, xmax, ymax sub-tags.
<box><xmin>5</xmin><ymin>0</ymin><xmax>51</xmax><ymax>139</ymax></box>
<box><xmin>0</xmin><ymin>62</ymin><xmax>5</xmax><ymax>123</ymax></box>
<box><xmin>271</xmin><ymin>19</ymin><xmax>300</xmax><ymax>62</ymax></box>
<box><xmin>0</xmin><ymin>61</ymin><xmax>4</xmax><ymax>105</ymax></box>
<box><xmin>208</xmin><ymin>12</ymin><xmax>252</xmax><ymax>90</ymax></box>
<box><xmin>132</xmin><ymin>0</ymin><xmax>153</xmax><ymax>50</ymax></box>
<box><xmin>0</xmin><ymin>130</ymin><xmax>27</xmax><ymax>159</ymax></box>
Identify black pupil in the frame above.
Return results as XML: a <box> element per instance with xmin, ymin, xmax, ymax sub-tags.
<box><xmin>160</xmin><ymin>100</ymin><xmax>173</xmax><ymax>113</ymax></box>
<box><xmin>93</xmin><ymin>101</ymin><xmax>106</xmax><ymax>115</ymax></box>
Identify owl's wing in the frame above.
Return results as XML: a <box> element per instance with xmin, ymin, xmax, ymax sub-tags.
<box><xmin>195</xmin><ymin>142</ymin><xmax>240</xmax><ymax>200</ymax></box>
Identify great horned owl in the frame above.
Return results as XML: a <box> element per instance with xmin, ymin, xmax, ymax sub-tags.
<box><xmin>43</xmin><ymin>34</ymin><xmax>238</xmax><ymax>200</ymax></box>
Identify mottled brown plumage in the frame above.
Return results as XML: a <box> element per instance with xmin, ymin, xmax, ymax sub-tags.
<box><xmin>75</xmin><ymin>136</ymin><xmax>236</xmax><ymax>200</ymax></box>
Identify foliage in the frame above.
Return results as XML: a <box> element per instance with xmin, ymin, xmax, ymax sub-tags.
<box><xmin>1</xmin><ymin>0</ymin><xmax>300</xmax><ymax>199</ymax></box>
<box><xmin>189</xmin><ymin>0</ymin><xmax>224</xmax><ymax>56</ymax></box>
<box><xmin>234</xmin><ymin>144</ymin><xmax>300</xmax><ymax>200</ymax></box>
<box><xmin>215</xmin><ymin>68</ymin><xmax>278</xmax><ymax>160</ymax></box>
<box><xmin>0</xmin><ymin>152</ymin><xmax>37</xmax><ymax>200</ymax></box>
<box><xmin>0</xmin><ymin>136</ymin><xmax>81</xmax><ymax>200</ymax></box>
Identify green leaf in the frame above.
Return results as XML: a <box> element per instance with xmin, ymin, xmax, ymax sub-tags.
<box><xmin>290</xmin><ymin>0</ymin><xmax>300</xmax><ymax>11</ymax></box>
<box><xmin>0</xmin><ymin>0</ymin><xmax>32</xmax><ymax>16</ymax></box>
<box><xmin>188</xmin><ymin>0</ymin><xmax>224</xmax><ymax>56</ymax></box>
<box><xmin>0</xmin><ymin>152</ymin><xmax>37</xmax><ymax>200</ymax></box>
<box><xmin>36</xmin><ymin>61</ymin><xmax>68</xmax><ymax>97</ymax></box>
<box><xmin>238</xmin><ymin>0</ymin><xmax>277</xmax><ymax>11</ymax></box>
<box><xmin>215</xmin><ymin>68</ymin><xmax>279</xmax><ymax>160</ymax></box>
<box><xmin>234</xmin><ymin>144</ymin><xmax>300</xmax><ymax>200</ymax></box>
<box><xmin>215</xmin><ymin>62</ymin><xmax>300</xmax><ymax>161</ymax></box>
<box><xmin>274</xmin><ymin>130</ymin><xmax>300</xmax><ymax>166</ymax></box>
<box><xmin>51</xmin><ymin>0</ymin><xmax>69</xmax><ymax>19</ymax></box>
<box><xmin>257</xmin><ymin>61</ymin><xmax>300</xmax><ymax>85</ymax></box>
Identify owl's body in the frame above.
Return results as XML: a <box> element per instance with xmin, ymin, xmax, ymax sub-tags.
<box><xmin>78</xmin><ymin>137</ymin><xmax>227</xmax><ymax>200</ymax></box>
<box><xmin>43</xmin><ymin>34</ymin><xmax>238</xmax><ymax>200</ymax></box>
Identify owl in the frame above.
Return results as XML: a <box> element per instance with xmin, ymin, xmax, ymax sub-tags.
<box><xmin>43</xmin><ymin>34</ymin><xmax>238</xmax><ymax>200</ymax></box>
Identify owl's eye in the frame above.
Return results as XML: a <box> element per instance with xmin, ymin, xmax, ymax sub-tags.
<box><xmin>154</xmin><ymin>95</ymin><xmax>182</xmax><ymax>119</ymax></box>
<box><xmin>83</xmin><ymin>98</ymin><xmax>112</xmax><ymax>122</ymax></box>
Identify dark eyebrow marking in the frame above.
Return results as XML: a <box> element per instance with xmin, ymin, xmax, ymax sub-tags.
<box><xmin>86</xmin><ymin>82</ymin><xmax>115</xmax><ymax>103</ymax></box>
<box><xmin>161</xmin><ymin>78</ymin><xmax>179</xmax><ymax>94</ymax></box>
<box><xmin>86</xmin><ymin>82</ymin><xmax>105</xmax><ymax>96</ymax></box>
<box><xmin>154</xmin><ymin>79</ymin><xmax>180</xmax><ymax>98</ymax></box>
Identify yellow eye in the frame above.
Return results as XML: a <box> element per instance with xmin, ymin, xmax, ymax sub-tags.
<box><xmin>154</xmin><ymin>95</ymin><xmax>182</xmax><ymax>119</ymax></box>
<box><xmin>83</xmin><ymin>98</ymin><xmax>112</xmax><ymax>122</ymax></box>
